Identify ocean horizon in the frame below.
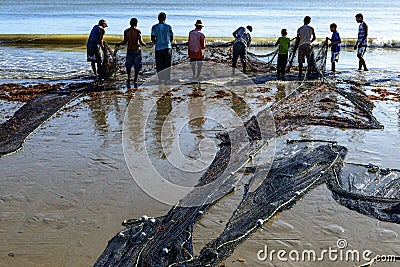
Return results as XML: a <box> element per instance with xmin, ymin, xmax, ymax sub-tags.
<box><xmin>2</xmin><ymin>0</ymin><xmax>400</xmax><ymax>43</ymax></box>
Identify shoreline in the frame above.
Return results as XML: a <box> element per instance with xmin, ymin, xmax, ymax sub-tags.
<box><xmin>1</xmin><ymin>34</ymin><xmax>399</xmax><ymax>48</ymax></box>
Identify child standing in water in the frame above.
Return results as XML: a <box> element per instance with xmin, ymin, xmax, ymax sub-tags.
<box><xmin>327</xmin><ymin>23</ymin><xmax>341</xmax><ymax>72</ymax></box>
<box><xmin>275</xmin><ymin>29</ymin><xmax>290</xmax><ymax>80</ymax></box>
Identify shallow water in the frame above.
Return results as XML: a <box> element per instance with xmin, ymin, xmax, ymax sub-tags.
<box><xmin>0</xmin><ymin>45</ymin><xmax>89</xmax><ymax>82</ymax></box>
<box><xmin>0</xmin><ymin>45</ymin><xmax>399</xmax><ymax>266</ymax></box>
<box><xmin>2</xmin><ymin>0</ymin><xmax>400</xmax><ymax>41</ymax></box>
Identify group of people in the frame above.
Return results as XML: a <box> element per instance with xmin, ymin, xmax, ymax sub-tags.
<box><xmin>274</xmin><ymin>13</ymin><xmax>368</xmax><ymax>80</ymax></box>
<box><xmin>86</xmin><ymin>12</ymin><xmax>369</xmax><ymax>86</ymax></box>
<box><xmin>86</xmin><ymin>12</ymin><xmax>178</xmax><ymax>88</ymax></box>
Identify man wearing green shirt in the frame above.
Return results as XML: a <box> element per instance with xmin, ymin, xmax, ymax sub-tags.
<box><xmin>275</xmin><ymin>29</ymin><xmax>290</xmax><ymax>80</ymax></box>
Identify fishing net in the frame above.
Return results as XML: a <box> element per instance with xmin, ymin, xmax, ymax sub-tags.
<box><xmin>195</xmin><ymin>144</ymin><xmax>347</xmax><ymax>266</ymax></box>
<box><xmin>245</xmin><ymin>82</ymin><xmax>383</xmax><ymax>138</ymax></box>
<box><xmin>0</xmin><ymin>82</ymin><xmax>105</xmax><ymax>157</ymax></box>
<box><xmin>95</xmin><ymin>143</ymin><xmax>347</xmax><ymax>267</ymax></box>
<box><xmin>246</xmin><ymin>40</ymin><xmax>329</xmax><ymax>75</ymax></box>
<box><xmin>246</xmin><ymin>49</ymin><xmax>278</xmax><ymax>72</ymax></box>
<box><xmin>169</xmin><ymin>38</ymin><xmax>329</xmax><ymax>77</ymax></box>
<box><xmin>327</xmin><ymin>163</ymin><xmax>400</xmax><ymax>224</ymax></box>
<box><xmin>98</xmin><ymin>42</ymin><xmax>119</xmax><ymax>79</ymax></box>
<box><xmin>95</xmin><ymin>77</ymin><xmax>391</xmax><ymax>266</ymax></box>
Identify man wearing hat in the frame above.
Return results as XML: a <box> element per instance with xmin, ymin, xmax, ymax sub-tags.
<box><xmin>86</xmin><ymin>19</ymin><xmax>108</xmax><ymax>75</ymax></box>
<box><xmin>188</xmin><ymin>19</ymin><xmax>206</xmax><ymax>78</ymax></box>
<box><xmin>232</xmin><ymin>25</ymin><xmax>252</xmax><ymax>74</ymax></box>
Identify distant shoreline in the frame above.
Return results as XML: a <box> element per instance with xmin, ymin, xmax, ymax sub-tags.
<box><xmin>0</xmin><ymin>34</ymin><xmax>399</xmax><ymax>48</ymax></box>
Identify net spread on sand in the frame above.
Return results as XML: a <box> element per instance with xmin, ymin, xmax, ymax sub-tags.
<box><xmin>1</xmin><ymin>42</ymin><xmax>398</xmax><ymax>266</ymax></box>
<box><xmin>94</xmin><ymin>79</ymin><xmax>399</xmax><ymax>267</ymax></box>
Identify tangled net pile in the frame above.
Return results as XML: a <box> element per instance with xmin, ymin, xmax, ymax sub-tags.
<box><xmin>95</xmin><ymin>78</ymin><xmax>399</xmax><ymax>266</ymax></box>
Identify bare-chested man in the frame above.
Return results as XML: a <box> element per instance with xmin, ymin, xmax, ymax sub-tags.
<box><xmin>117</xmin><ymin>18</ymin><xmax>146</xmax><ymax>88</ymax></box>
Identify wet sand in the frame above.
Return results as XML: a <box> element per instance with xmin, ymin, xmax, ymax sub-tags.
<box><xmin>0</xmin><ymin>46</ymin><xmax>399</xmax><ymax>266</ymax></box>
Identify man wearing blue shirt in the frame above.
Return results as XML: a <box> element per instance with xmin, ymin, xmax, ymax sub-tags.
<box><xmin>327</xmin><ymin>23</ymin><xmax>341</xmax><ymax>72</ymax></box>
<box><xmin>87</xmin><ymin>19</ymin><xmax>107</xmax><ymax>75</ymax></box>
<box><xmin>151</xmin><ymin>12</ymin><xmax>174</xmax><ymax>82</ymax></box>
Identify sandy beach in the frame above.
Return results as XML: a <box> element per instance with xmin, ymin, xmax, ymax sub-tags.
<box><xmin>0</xmin><ymin>34</ymin><xmax>400</xmax><ymax>267</ymax></box>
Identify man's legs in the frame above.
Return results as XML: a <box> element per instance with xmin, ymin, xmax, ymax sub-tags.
<box><xmin>91</xmin><ymin>62</ymin><xmax>97</xmax><ymax>75</ymax></box>
<box><xmin>282</xmin><ymin>54</ymin><xmax>288</xmax><ymax>77</ymax></box>
<box><xmin>306</xmin><ymin>50</ymin><xmax>315</xmax><ymax>76</ymax></box>
<box><xmin>298</xmin><ymin>44</ymin><xmax>311</xmax><ymax>79</ymax></box>
<box><xmin>277</xmin><ymin>54</ymin><xmax>284</xmax><ymax>77</ymax></box>
<box><xmin>277</xmin><ymin>54</ymin><xmax>288</xmax><ymax>79</ymax></box>
<box><xmin>155</xmin><ymin>49</ymin><xmax>172</xmax><ymax>82</ymax></box>
<box><xmin>232</xmin><ymin>44</ymin><xmax>239</xmax><ymax>74</ymax></box>
<box><xmin>331</xmin><ymin>52</ymin><xmax>336</xmax><ymax>72</ymax></box>
<box><xmin>87</xmin><ymin>45</ymin><xmax>101</xmax><ymax>75</ymax></box>
<box><xmin>155</xmin><ymin>49</ymin><xmax>164</xmax><ymax>81</ymax></box>
<box><xmin>157</xmin><ymin>48</ymin><xmax>172</xmax><ymax>81</ymax></box>
<box><xmin>133</xmin><ymin>51</ymin><xmax>143</xmax><ymax>88</ymax></box>
<box><xmin>125</xmin><ymin>51</ymin><xmax>134</xmax><ymax>85</ymax></box>
<box><xmin>190</xmin><ymin>59</ymin><xmax>196</xmax><ymax>77</ymax></box>
<box><xmin>240</xmin><ymin>50</ymin><xmax>246</xmax><ymax>74</ymax></box>
<box><xmin>357</xmin><ymin>47</ymin><xmax>368</xmax><ymax>71</ymax></box>
<box><xmin>298</xmin><ymin>45</ymin><xmax>305</xmax><ymax>79</ymax></box>
<box><xmin>298</xmin><ymin>63</ymin><xmax>303</xmax><ymax>78</ymax></box>
<box><xmin>357</xmin><ymin>54</ymin><xmax>368</xmax><ymax>71</ymax></box>
<box><xmin>197</xmin><ymin>61</ymin><xmax>203</xmax><ymax>77</ymax></box>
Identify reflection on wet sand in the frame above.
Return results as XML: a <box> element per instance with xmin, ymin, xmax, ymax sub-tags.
<box><xmin>86</xmin><ymin>93</ymin><xmax>111</xmax><ymax>134</ymax></box>
<box><xmin>275</xmin><ymin>83</ymin><xmax>286</xmax><ymax>101</ymax></box>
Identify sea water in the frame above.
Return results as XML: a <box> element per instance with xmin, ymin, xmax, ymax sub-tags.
<box><xmin>1</xmin><ymin>0</ymin><xmax>400</xmax><ymax>43</ymax></box>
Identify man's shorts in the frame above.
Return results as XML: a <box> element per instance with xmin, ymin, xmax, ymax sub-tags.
<box><xmin>331</xmin><ymin>51</ymin><xmax>340</xmax><ymax>63</ymax></box>
<box><xmin>125</xmin><ymin>50</ymin><xmax>142</xmax><ymax>72</ymax></box>
<box><xmin>298</xmin><ymin>44</ymin><xmax>311</xmax><ymax>64</ymax></box>
<box><xmin>87</xmin><ymin>45</ymin><xmax>101</xmax><ymax>63</ymax></box>
<box><xmin>232</xmin><ymin>42</ymin><xmax>247</xmax><ymax>63</ymax></box>
<box><xmin>357</xmin><ymin>46</ymin><xmax>367</xmax><ymax>56</ymax></box>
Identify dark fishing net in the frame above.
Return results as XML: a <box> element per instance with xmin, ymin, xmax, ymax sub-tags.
<box><xmin>327</xmin><ymin>163</ymin><xmax>400</xmax><ymax>224</ymax></box>
<box><xmin>95</xmin><ymin>143</ymin><xmax>347</xmax><ymax>267</ymax></box>
<box><xmin>0</xmin><ymin>82</ymin><xmax>105</xmax><ymax>157</ymax></box>
<box><xmin>95</xmin><ymin>79</ymin><xmax>391</xmax><ymax>266</ymax></box>
<box><xmin>98</xmin><ymin>42</ymin><xmax>118</xmax><ymax>79</ymax></box>
<box><xmin>194</xmin><ymin>144</ymin><xmax>347</xmax><ymax>266</ymax></box>
<box><xmin>246</xmin><ymin>40</ymin><xmax>329</xmax><ymax>75</ymax></box>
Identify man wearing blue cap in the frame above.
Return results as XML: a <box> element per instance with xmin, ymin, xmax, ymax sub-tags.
<box><xmin>87</xmin><ymin>19</ymin><xmax>108</xmax><ymax>75</ymax></box>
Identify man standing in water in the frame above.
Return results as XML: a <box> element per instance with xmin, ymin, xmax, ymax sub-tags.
<box><xmin>232</xmin><ymin>25</ymin><xmax>252</xmax><ymax>74</ymax></box>
<box><xmin>297</xmin><ymin>16</ymin><xmax>316</xmax><ymax>79</ymax></box>
<box><xmin>354</xmin><ymin>13</ymin><xmax>368</xmax><ymax>71</ymax></box>
<box><xmin>117</xmin><ymin>18</ymin><xmax>146</xmax><ymax>88</ymax></box>
<box><xmin>188</xmin><ymin>19</ymin><xmax>206</xmax><ymax>78</ymax></box>
<box><xmin>87</xmin><ymin>19</ymin><xmax>107</xmax><ymax>75</ymax></box>
<box><xmin>151</xmin><ymin>12</ymin><xmax>174</xmax><ymax>83</ymax></box>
